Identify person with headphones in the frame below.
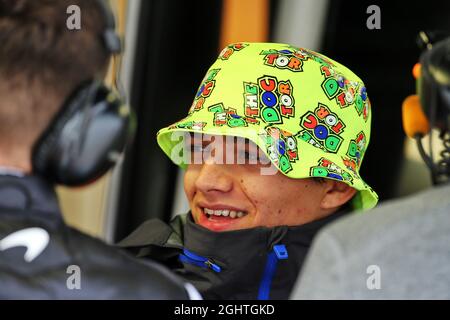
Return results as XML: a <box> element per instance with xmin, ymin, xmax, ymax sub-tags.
<box><xmin>0</xmin><ymin>0</ymin><xmax>198</xmax><ymax>299</ymax></box>
<box><xmin>291</xmin><ymin>33</ymin><xmax>450</xmax><ymax>299</ymax></box>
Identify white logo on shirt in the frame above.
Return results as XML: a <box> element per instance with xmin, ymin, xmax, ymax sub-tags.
<box><xmin>0</xmin><ymin>227</ymin><xmax>50</xmax><ymax>262</ymax></box>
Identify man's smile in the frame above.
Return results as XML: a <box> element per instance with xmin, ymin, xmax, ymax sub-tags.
<box><xmin>195</xmin><ymin>203</ymin><xmax>249</xmax><ymax>232</ymax></box>
<box><xmin>203</xmin><ymin>208</ymin><xmax>247</xmax><ymax>218</ymax></box>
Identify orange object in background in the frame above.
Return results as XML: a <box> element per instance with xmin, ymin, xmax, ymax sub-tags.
<box><xmin>219</xmin><ymin>0</ymin><xmax>269</xmax><ymax>50</ymax></box>
<box><xmin>402</xmin><ymin>94</ymin><xmax>430</xmax><ymax>138</ymax></box>
<box><xmin>413</xmin><ymin>62</ymin><xmax>421</xmax><ymax>79</ymax></box>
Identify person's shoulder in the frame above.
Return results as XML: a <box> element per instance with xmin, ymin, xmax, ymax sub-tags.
<box><xmin>297</xmin><ymin>184</ymin><xmax>450</xmax><ymax>299</ymax></box>
<box><xmin>66</xmin><ymin>227</ymin><xmax>191</xmax><ymax>299</ymax></box>
<box><xmin>319</xmin><ymin>184</ymin><xmax>450</xmax><ymax>252</ymax></box>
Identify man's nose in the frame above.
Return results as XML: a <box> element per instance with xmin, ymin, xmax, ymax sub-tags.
<box><xmin>194</xmin><ymin>161</ymin><xmax>233</xmax><ymax>194</ymax></box>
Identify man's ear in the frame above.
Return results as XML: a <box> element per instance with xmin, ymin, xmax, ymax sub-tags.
<box><xmin>320</xmin><ymin>180</ymin><xmax>357</xmax><ymax>210</ymax></box>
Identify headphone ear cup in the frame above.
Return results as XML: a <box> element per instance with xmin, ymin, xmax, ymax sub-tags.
<box><xmin>419</xmin><ymin>38</ymin><xmax>450</xmax><ymax>130</ymax></box>
<box><xmin>402</xmin><ymin>95</ymin><xmax>430</xmax><ymax>138</ymax></box>
<box><xmin>32</xmin><ymin>81</ymin><xmax>131</xmax><ymax>186</ymax></box>
<box><xmin>32</xmin><ymin>80</ymin><xmax>98</xmax><ymax>182</ymax></box>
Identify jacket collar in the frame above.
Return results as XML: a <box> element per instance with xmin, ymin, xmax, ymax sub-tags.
<box><xmin>118</xmin><ymin>207</ymin><xmax>351</xmax><ymax>299</ymax></box>
<box><xmin>0</xmin><ymin>174</ymin><xmax>61</xmax><ymax>218</ymax></box>
<box><xmin>180</xmin><ymin>209</ymin><xmax>349</xmax><ymax>299</ymax></box>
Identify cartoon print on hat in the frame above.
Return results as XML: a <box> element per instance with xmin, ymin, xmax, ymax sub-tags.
<box><xmin>189</xmin><ymin>68</ymin><xmax>220</xmax><ymax>114</ymax></box>
<box><xmin>219</xmin><ymin>43</ymin><xmax>249</xmax><ymax>60</ymax></box>
<box><xmin>208</xmin><ymin>103</ymin><xmax>250</xmax><ymax>128</ymax></box>
<box><xmin>298</xmin><ymin>103</ymin><xmax>346</xmax><ymax>154</ymax></box>
<box><xmin>260</xmin><ymin>48</ymin><xmax>309</xmax><ymax>72</ymax></box>
<box><xmin>320</xmin><ymin>64</ymin><xmax>371</xmax><ymax>121</ymax></box>
<box><xmin>259</xmin><ymin>45</ymin><xmax>336</xmax><ymax>72</ymax></box>
<box><xmin>310</xmin><ymin>157</ymin><xmax>354</xmax><ymax>185</ymax></box>
<box><xmin>157</xmin><ymin>42</ymin><xmax>379</xmax><ymax>210</ymax></box>
<box><xmin>169</xmin><ymin>121</ymin><xmax>207</xmax><ymax>131</ymax></box>
<box><xmin>243</xmin><ymin>75</ymin><xmax>295</xmax><ymax>124</ymax></box>
<box><xmin>343</xmin><ymin>131</ymin><xmax>367</xmax><ymax>173</ymax></box>
<box><xmin>262</xmin><ymin>126</ymin><xmax>300</xmax><ymax>174</ymax></box>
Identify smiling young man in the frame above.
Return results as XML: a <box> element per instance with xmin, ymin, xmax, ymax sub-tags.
<box><xmin>184</xmin><ymin>133</ymin><xmax>354</xmax><ymax>232</ymax></box>
<box><xmin>119</xmin><ymin>42</ymin><xmax>379</xmax><ymax>299</ymax></box>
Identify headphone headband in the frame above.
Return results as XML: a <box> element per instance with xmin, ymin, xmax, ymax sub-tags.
<box><xmin>97</xmin><ymin>0</ymin><xmax>122</xmax><ymax>54</ymax></box>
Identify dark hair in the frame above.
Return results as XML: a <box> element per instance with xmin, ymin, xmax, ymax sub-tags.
<box><xmin>0</xmin><ymin>0</ymin><xmax>110</xmax><ymax>152</ymax></box>
<box><xmin>313</xmin><ymin>177</ymin><xmax>326</xmax><ymax>183</ymax></box>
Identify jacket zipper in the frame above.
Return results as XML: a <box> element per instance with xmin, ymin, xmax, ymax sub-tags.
<box><xmin>257</xmin><ymin>244</ymin><xmax>288</xmax><ymax>300</ymax></box>
<box><xmin>179</xmin><ymin>248</ymin><xmax>221</xmax><ymax>273</ymax></box>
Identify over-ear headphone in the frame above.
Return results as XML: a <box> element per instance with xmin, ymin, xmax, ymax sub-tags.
<box><xmin>417</xmin><ymin>37</ymin><xmax>450</xmax><ymax>131</ymax></box>
<box><xmin>402</xmin><ymin>31</ymin><xmax>450</xmax><ymax>185</ymax></box>
<box><xmin>32</xmin><ymin>0</ymin><xmax>133</xmax><ymax>186</ymax></box>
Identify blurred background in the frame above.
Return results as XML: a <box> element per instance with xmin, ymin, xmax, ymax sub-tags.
<box><xmin>58</xmin><ymin>0</ymin><xmax>450</xmax><ymax>243</ymax></box>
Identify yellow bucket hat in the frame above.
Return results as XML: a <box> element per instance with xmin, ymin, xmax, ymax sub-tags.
<box><xmin>157</xmin><ymin>42</ymin><xmax>378</xmax><ymax>210</ymax></box>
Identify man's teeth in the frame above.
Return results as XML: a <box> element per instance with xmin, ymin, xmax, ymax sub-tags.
<box><xmin>204</xmin><ymin>208</ymin><xmax>246</xmax><ymax>218</ymax></box>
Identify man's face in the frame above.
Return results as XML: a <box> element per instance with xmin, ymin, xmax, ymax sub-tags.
<box><xmin>184</xmin><ymin>134</ymin><xmax>332</xmax><ymax>232</ymax></box>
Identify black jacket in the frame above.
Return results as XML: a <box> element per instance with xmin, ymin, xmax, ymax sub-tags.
<box><xmin>118</xmin><ymin>210</ymin><xmax>349</xmax><ymax>300</ymax></box>
<box><xmin>0</xmin><ymin>174</ymin><xmax>192</xmax><ymax>299</ymax></box>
